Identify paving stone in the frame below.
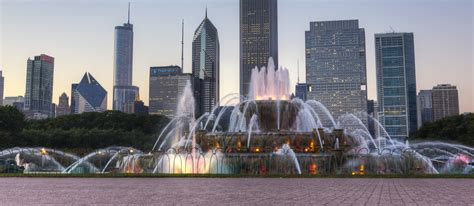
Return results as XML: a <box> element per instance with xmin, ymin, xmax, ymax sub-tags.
<box><xmin>0</xmin><ymin>178</ymin><xmax>472</xmax><ymax>205</ymax></box>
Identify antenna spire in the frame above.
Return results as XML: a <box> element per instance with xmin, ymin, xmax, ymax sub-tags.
<box><xmin>205</xmin><ymin>6</ymin><xmax>208</xmax><ymax>18</ymax></box>
<box><xmin>181</xmin><ymin>19</ymin><xmax>184</xmax><ymax>70</ymax></box>
<box><xmin>127</xmin><ymin>2</ymin><xmax>131</xmax><ymax>24</ymax></box>
<box><xmin>297</xmin><ymin>59</ymin><xmax>300</xmax><ymax>84</ymax></box>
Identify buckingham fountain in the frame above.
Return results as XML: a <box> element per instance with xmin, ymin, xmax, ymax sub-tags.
<box><xmin>1</xmin><ymin>58</ymin><xmax>473</xmax><ymax>175</ymax></box>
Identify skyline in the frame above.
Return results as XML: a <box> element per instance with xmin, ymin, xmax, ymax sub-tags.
<box><xmin>1</xmin><ymin>0</ymin><xmax>472</xmax><ymax>113</ymax></box>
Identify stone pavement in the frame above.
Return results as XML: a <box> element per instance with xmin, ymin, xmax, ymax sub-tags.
<box><xmin>0</xmin><ymin>178</ymin><xmax>472</xmax><ymax>205</ymax></box>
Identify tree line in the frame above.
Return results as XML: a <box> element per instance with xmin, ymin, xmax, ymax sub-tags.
<box><xmin>410</xmin><ymin>113</ymin><xmax>474</xmax><ymax>146</ymax></box>
<box><xmin>0</xmin><ymin>105</ymin><xmax>169</xmax><ymax>152</ymax></box>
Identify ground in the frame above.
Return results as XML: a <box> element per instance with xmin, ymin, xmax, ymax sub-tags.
<box><xmin>0</xmin><ymin>178</ymin><xmax>473</xmax><ymax>205</ymax></box>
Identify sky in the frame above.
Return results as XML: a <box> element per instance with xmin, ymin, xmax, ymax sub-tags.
<box><xmin>1</xmin><ymin>0</ymin><xmax>473</xmax><ymax>112</ymax></box>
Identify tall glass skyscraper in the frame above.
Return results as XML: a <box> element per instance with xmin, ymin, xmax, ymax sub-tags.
<box><xmin>375</xmin><ymin>32</ymin><xmax>417</xmax><ymax>140</ymax></box>
<box><xmin>305</xmin><ymin>20</ymin><xmax>367</xmax><ymax>124</ymax></box>
<box><xmin>240</xmin><ymin>0</ymin><xmax>278</xmax><ymax>98</ymax></box>
<box><xmin>24</xmin><ymin>54</ymin><xmax>54</xmax><ymax>118</ymax></box>
<box><xmin>192</xmin><ymin>10</ymin><xmax>220</xmax><ymax>115</ymax></box>
<box><xmin>417</xmin><ymin>90</ymin><xmax>433</xmax><ymax>128</ymax></box>
<box><xmin>113</xmin><ymin>4</ymin><xmax>138</xmax><ymax>113</ymax></box>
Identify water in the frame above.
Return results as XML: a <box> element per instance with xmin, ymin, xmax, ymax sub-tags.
<box><xmin>1</xmin><ymin>58</ymin><xmax>473</xmax><ymax>175</ymax></box>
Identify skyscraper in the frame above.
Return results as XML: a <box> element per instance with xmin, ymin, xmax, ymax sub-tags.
<box><xmin>3</xmin><ymin>96</ymin><xmax>25</xmax><ymax>111</ymax></box>
<box><xmin>72</xmin><ymin>72</ymin><xmax>107</xmax><ymax>114</ymax></box>
<box><xmin>417</xmin><ymin>90</ymin><xmax>433</xmax><ymax>128</ymax></box>
<box><xmin>149</xmin><ymin>66</ymin><xmax>195</xmax><ymax>118</ymax></box>
<box><xmin>305</xmin><ymin>20</ymin><xmax>367</xmax><ymax>123</ymax></box>
<box><xmin>375</xmin><ymin>32</ymin><xmax>417</xmax><ymax>139</ymax></box>
<box><xmin>192</xmin><ymin>9</ymin><xmax>220</xmax><ymax>115</ymax></box>
<box><xmin>56</xmin><ymin>92</ymin><xmax>70</xmax><ymax>117</ymax></box>
<box><xmin>367</xmin><ymin>100</ymin><xmax>378</xmax><ymax>137</ymax></box>
<box><xmin>432</xmin><ymin>84</ymin><xmax>459</xmax><ymax>121</ymax></box>
<box><xmin>0</xmin><ymin>70</ymin><xmax>4</xmax><ymax>106</ymax></box>
<box><xmin>240</xmin><ymin>0</ymin><xmax>278</xmax><ymax>98</ymax></box>
<box><xmin>295</xmin><ymin>83</ymin><xmax>308</xmax><ymax>101</ymax></box>
<box><xmin>113</xmin><ymin>3</ymin><xmax>138</xmax><ymax>113</ymax></box>
<box><xmin>24</xmin><ymin>54</ymin><xmax>54</xmax><ymax>119</ymax></box>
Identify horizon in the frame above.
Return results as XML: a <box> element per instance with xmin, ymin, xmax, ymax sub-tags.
<box><xmin>1</xmin><ymin>0</ymin><xmax>472</xmax><ymax>112</ymax></box>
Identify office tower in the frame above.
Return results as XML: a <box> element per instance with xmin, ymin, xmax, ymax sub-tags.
<box><xmin>432</xmin><ymin>84</ymin><xmax>459</xmax><ymax>120</ymax></box>
<box><xmin>71</xmin><ymin>72</ymin><xmax>107</xmax><ymax>114</ymax></box>
<box><xmin>305</xmin><ymin>20</ymin><xmax>367</xmax><ymax>124</ymax></box>
<box><xmin>56</xmin><ymin>92</ymin><xmax>70</xmax><ymax>117</ymax></box>
<box><xmin>149</xmin><ymin>66</ymin><xmax>195</xmax><ymax>118</ymax></box>
<box><xmin>70</xmin><ymin>84</ymin><xmax>78</xmax><ymax>114</ymax></box>
<box><xmin>375</xmin><ymin>32</ymin><xmax>417</xmax><ymax>139</ymax></box>
<box><xmin>240</xmin><ymin>0</ymin><xmax>278</xmax><ymax>98</ymax></box>
<box><xmin>3</xmin><ymin>96</ymin><xmax>25</xmax><ymax>111</ymax></box>
<box><xmin>192</xmin><ymin>9</ymin><xmax>220</xmax><ymax>115</ymax></box>
<box><xmin>367</xmin><ymin>100</ymin><xmax>378</xmax><ymax>137</ymax></box>
<box><xmin>295</xmin><ymin>83</ymin><xmax>308</xmax><ymax>101</ymax></box>
<box><xmin>24</xmin><ymin>54</ymin><xmax>54</xmax><ymax>119</ymax></box>
<box><xmin>0</xmin><ymin>70</ymin><xmax>3</xmax><ymax>105</ymax></box>
<box><xmin>134</xmin><ymin>99</ymin><xmax>149</xmax><ymax>116</ymax></box>
<box><xmin>417</xmin><ymin>90</ymin><xmax>433</xmax><ymax>128</ymax></box>
<box><xmin>113</xmin><ymin>3</ymin><xmax>138</xmax><ymax>113</ymax></box>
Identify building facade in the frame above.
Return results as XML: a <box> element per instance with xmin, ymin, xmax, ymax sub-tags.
<box><xmin>56</xmin><ymin>92</ymin><xmax>70</xmax><ymax>117</ymax></box>
<box><xmin>417</xmin><ymin>90</ymin><xmax>433</xmax><ymax>128</ymax></box>
<box><xmin>295</xmin><ymin>83</ymin><xmax>308</xmax><ymax>101</ymax></box>
<box><xmin>24</xmin><ymin>54</ymin><xmax>55</xmax><ymax>118</ymax></box>
<box><xmin>240</xmin><ymin>0</ymin><xmax>278</xmax><ymax>98</ymax></box>
<box><xmin>367</xmin><ymin>100</ymin><xmax>379</xmax><ymax>137</ymax></box>
<box><xmin>149</xmin><ymin>66</ymin><xmax>195</xmax><ymax>118</ymax></box>
<box><xmin>72</xmin><ymin>72</ymin><xmax>107</xmax><ymax>114</ymax></box>
<box><xmin>3</xmin><ymin>96</ymin><xmax>25</xmax><ymax>111</ymax></box>
<box><xmin>0</xmin><ymin>70</ymin><xmax>4</xmax><ymax>106</ymax></box>
<box><xmin>305</xmin><ymin>20</ymin><xmax>367</xmax><ymax>124</ymax></box>
<box><xmin>192</xmin><ymin>10</ymin><xmax>220</xmax><ymax>115</ymax></box>
<box><xmin>432</xmin><ymin>84</ymin><xmax>459</xmax><ymax>121</ymax></box>
<box><xmin>113</xmin><ymin>5</ymin><xmax>138</xmax><ymax>113</ymax></box>
<box><xmin>375</xmin><ymin>32</ymin><xmax>417</xmax><ymax>139</ymax></box>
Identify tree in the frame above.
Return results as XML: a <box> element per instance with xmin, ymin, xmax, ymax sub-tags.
<box><xmin>411</xmin><ymin>113</ymin><xmax>474</xmax><ymax>146</ymax></box>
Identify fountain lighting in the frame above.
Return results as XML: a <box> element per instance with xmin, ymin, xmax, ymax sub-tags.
<box><xmin>40</xmin><ymin>148</ymin><xmax>47</xmax><ymax>155</ymax></box>
<box><xmin>2</xmin><ymin>58</ymin><xmax>473</xmax><ymax>175</ymax></box>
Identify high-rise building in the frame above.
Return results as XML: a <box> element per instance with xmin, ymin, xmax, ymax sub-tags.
<box><xmin>192</xmin><ymin>9</ymin><xmax>220</xmax><ymax>115</ymax></box>
<box><xmin>134</xmin><ymin>99</ymin><xmax>149</xmax><ymax>116</ymax></box>
<box><xmin>305</xmin><ymin>20</ymin><xmax>367</xmax><ymax>123</ymax></box>
<box><xmin>417</xmin><ymin>90</ymin><xmax>433</xmax><ymax>128</ymax></box>
<box><xmin>367</xmin><ymin>100</ymin><xmax>379</xmax><ymax>137</ymax></box>
<box><xmin>295</xmin><ymin>83</ymin><xmax>308</xmax><ymax>101</ymax></box>
<box><xmin>24</xmin><ymin>54</ymin><xmax>54</xmax><ymax>119</ymax></box>
<box><xmin>375</xmin><ymin>32</ymin><xmax>417</xmax><ymax>139</ymax></box>
<box><xmin>71</xmin><ymin>72</ymin><xmax>107</xmax><ymax>114</ymax></box>
<box><xmin>240</xmin><ymin>0</ymin><xmax>278</xmax><ymax>98</ymax></box>
<box><xmin>432</xmin><ymin>84</ymin><xmax>459</xmax><ymax>121</ymax></box>
<box><xmin>3</xmin><ymin>96</ymin><xmax>25</xmax><ymax>111</ymax></box>
<box><xmin>56</xmin><ymin>92</ymin><xmax>70</xmax><ymax>117</ymax></box>
<box><xmin>70</xmin><ymin>84</ymin><xmax>78</xmax><ymax>114</ymax></box>
<box><xmin>149</xmin><ymin>66</ymin><xmax>195</xmax><ymax>118</ymax></box>
<box><xmin>113</xmin><ymin>3</ymin><xmax>138</xmax><ymax>113</ymax></box>
<box><xmin>0</xmin><ymin>70</ymin><xmax>4</xmax><ymax>106</ymax></box>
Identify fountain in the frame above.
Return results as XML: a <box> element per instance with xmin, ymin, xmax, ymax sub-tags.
<box><xmin>0</xmin><ymin>57</ymin><xmax>472</xmax><ymax>175</ymax></box>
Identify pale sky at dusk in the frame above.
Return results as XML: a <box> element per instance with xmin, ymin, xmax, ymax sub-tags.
<box><xmin>1</xmin><ymin>0</ymin><xmax>472</xmax><ymax>112</ymax></box>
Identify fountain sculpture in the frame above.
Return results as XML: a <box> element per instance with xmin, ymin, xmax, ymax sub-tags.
<box><xmin>1</xmin><ymin>58</ymin><xmax>472</xmax><ymax>175</ymax></box>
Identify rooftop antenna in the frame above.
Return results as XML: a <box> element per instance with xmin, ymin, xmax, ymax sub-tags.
<box><xmin>205</xmin><ymin>6</ymin><xmax>208</xmax><ymax>18</ymax></box>
<box><xmin>181</xmin><ymin>19</ymin><xmax>184</xmax><ymax>70</ymax></box>
<box><xmin>127</xmin><ymin>2</ymin><xmax>131</xmax><ymax>24</ymax></box>
<box><xmin>297</xmin><ymin>59</ymin><xmax>300</xmax><ymax>84</ymax></box>
<box><xmin>389</xmin><ymin>26</ymin><xmax>395</xmax><ymax>33</ymax></box>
